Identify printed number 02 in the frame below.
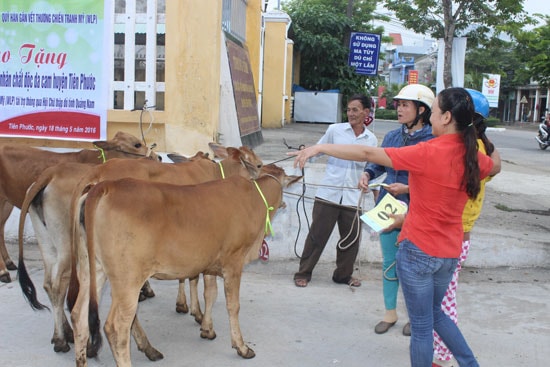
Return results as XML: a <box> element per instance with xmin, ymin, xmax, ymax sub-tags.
<box><xmin>377</xmin><ymin>203</ymin><xmax>398</xmax><ymax>221</ymax></box>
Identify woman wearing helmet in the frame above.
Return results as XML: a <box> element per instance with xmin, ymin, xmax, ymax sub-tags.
<box><xmin>290</xmin><ymin>87</ymin><xmax>501</xmax><ymax>366</ymax></box>
<box><xmin>432</xmin><ymin>89</ymin><xmax>495</xmax><ymax>367</ymax></box>
<box><xmin>358</xmin><ymin>84</ymin><xmax>435</xmax><ymax>336</ymax></box>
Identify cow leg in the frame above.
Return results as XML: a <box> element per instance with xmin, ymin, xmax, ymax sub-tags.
<box><xmin>223</xmin><ymin>271</ymin><xmax>255</xmax><ymax>359</ymax></box>
<box><xmin>189</xmin><ymin>276</ymin><xmax>203</xmax><ymax>323</ymax></box>
<box><xmin>175</xmin><ymin>278</ymin><xmax>189</xmax><ymax>314</ymax></box>
<box><xmin>29</xmin><ymin>209</ymin><xmax>74</xmax><ymax>353</ymax></box>
<box><xmin>51</xmin><ymin>256</ymin><xmax>75</xmax><ymax>351</ymax></box>
<box><xmin>0</xmin><ymin>200</ymin><xmax>15</xmax><ymax>283</ymax></box>
<box><xmin>131</xmin><ymin>315</ymin><xmax>164</xmax><ymax>361</ymax></box>
<box><xmin>104</xmin><ymin>283</ymin><xmax>141</xmax><ymax>367</ymax></box>
<box><xmin>38</xmin><ymin>240</ymin><xmax>70</xmax><ymax>352</ymax></box>
<box><xmin>71</xmin><ymin>262</ymin><xmax>91</xmax><ymax>367</ymax></box>
<box><xmin>200</xmin><ymin>274</ymin><xmax>217</xmax><ymax>340</ymax></box>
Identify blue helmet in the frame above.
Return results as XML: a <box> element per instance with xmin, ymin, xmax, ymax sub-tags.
<box><xmin>465</xmin><ymin>88</ymin><xmax>490</xmax><ymax>119</ymax></box>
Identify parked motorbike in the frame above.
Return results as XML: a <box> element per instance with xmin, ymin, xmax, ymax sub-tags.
<box><xmin>535</xmin><ymin>123</ymin><xmax>550</xmax><ymax>150</ymax></box>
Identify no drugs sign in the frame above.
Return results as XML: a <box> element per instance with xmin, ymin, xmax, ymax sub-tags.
<box><xmin>348</xmin><ymin>32</ymin><xmax>381</xmax><ymax>76</ymax></box>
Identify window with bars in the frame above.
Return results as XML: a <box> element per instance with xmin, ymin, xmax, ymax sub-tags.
<box><xmin>112</xmin><ymin>0</ymin><xmax>247</xmax><ymax>111</ymax></box>
<box><xmin>113</xmin><ymin>0</ymin><xmax>165</xmax><ymax>111</ymax></box>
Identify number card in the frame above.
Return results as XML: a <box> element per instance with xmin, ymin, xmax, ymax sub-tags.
<box><xmin>360</xmin><ymin>194</ymin><xmax>408</xmax><ymax>233</ymax></box>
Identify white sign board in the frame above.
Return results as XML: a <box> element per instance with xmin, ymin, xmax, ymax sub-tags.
<box><xmin>482</xmin><ymin>74</ymin><xmax>501</xmax><ymax>108</ymax></box>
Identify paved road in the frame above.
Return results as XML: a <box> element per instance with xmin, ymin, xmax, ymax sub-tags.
<box><xmin>1</xmin><ymin>121</ymin><xmax>548</xmax><ymax>366</ymax></box>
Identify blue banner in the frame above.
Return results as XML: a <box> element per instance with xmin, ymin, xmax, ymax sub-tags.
<box><xmin>348</xmin><ymin>32</ymin><xmax>381</xmax><ymax>76</ymax></box>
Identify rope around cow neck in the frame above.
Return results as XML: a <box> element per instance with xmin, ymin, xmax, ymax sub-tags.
<box><xmin>218</xmin><ymin>161</ymin><xmax>226</xmax><ymax>179</ymax></box>
<box><xmin>253</xmin><ymin>179</ymin><xmax>275</xmax><ymax>236</ymax></box>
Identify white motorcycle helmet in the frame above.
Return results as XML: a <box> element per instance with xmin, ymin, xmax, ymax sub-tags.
<box><xmin>393</xmin><ymin>84</ymin><xmax>435</xmax><ymax>108</ymax></box>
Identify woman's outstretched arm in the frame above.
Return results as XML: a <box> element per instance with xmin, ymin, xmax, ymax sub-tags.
<box><xmin>288</xmin><ymin>144</ymin><xmax>393</xmax><ymax>169</ymax></box>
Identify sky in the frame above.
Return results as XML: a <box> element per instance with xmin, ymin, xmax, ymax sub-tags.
<box><xmin>523</xmin><ymin>0</ymin><xmax>549</xmax><ymax>17</ymax></box>
<box><xmin>267</xmin><ymin>0</ymin><xmax>548</xmax><ymax>41</ymax></box>
<box><xmin>268</xmin><ymin>0</ymin><xmax>548</xmax><ymax>16</ymax></box>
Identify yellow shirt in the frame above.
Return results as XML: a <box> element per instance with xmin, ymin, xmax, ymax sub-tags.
<box><xmin>462</xmin><ymin>140</ymin><xmax>490</xmax><ymax>232</ymax></box>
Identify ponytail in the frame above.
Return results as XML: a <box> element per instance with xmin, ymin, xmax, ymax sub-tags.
<box><xmin>437</xmin><ymin>88</ymin><xmax>481</xmax><ymax>198</ymax></box>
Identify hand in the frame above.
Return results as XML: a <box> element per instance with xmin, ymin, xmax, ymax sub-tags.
<box><xmin>358</xmin><ymin>172</ymin><xmax>370</xmax><ymax>191</ymax></box>
<box><xmin>288</xmin><ymin>146</ymin><xmax>319</xmax><ymax>169</ymax></box>
<box><xmin>382</xmin><ymin>213</ymin><xmax>405</xmax><ymax>232</ymax></box>
<box><xmin>385</xmin><ymin>183</ymin><xmax>409</xmax><ymax>196</ymax></box>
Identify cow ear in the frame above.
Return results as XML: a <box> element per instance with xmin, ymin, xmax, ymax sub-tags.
<box><xmin>209</xmin><ymin>142</ymin><xmax>228</xmax><ymax>159</ymax></box>
<box><xmin>284</xmin><ymin>175</ymin><xmax>303</xmax><ymax>188</ymax></box>
<box><xmin>93</xmin><ymin>140</ymin><xmax>115</xmax><ymax>150</ymax></box>
<box><xmin>167</xmin><ymin>153</ymin><xmax>189</xmax><ymax>163</ymax></box>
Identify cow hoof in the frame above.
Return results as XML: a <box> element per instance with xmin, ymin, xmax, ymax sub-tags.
<box><xmin>237</xmin><ymin>346</ymin><xmax>255</xmax><ymax>359</ymax></box>
<box><xmin>200</xmin><ymin>329</ymin><xmax>216</xmax><ymax>340</ymax></box>
<box><xmin>175</xmin><ymin>303</ymin><xmax>189</xmax><ymax>314</ymax></box>
<box><xmin>0</xmin><ymin>271</ymin><xmax>11</xmax><ymax>283</ymax></box>
<box><xmin>53</xmin><ymin>341</ymin><xmax>71</xmax><ymax>353</ymax></box>
<box><xmin>192</xmin><ymin>312</ymin><xmax>203</xmax><ymax>324</ymax></box>
<box><xmin>144</xmin><ymin>347</ymin><xmax>164</xmax><ymax>361</ymax></box>
<box><xmin>6</xmin><ymin>260</ymin><xmax>17</xmax><ymax>271</ymax></box>
<box><xmin>138</xmin><ymin>287</ymin><xmax>155</xmax><ymax>302</ymax></box>
<box><xmin>143</xmin><ymin>289</ymin><xmax>155</xmax><ymax>298</ymax></box>
<box><xmin>86</xmin><ymin>346</ymin><xmax>99</xmax><ymax>358</ymax></box>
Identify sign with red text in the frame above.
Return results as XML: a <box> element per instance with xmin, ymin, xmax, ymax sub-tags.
<box><xmin>0</xmin><ymin>0</ymin><xmax>112</xmax><ymax>141</ymax></box>
<box><xmin>408</xmin><ymin>70</ymin><xmax>418</xmax><ymax>84</ymax></box>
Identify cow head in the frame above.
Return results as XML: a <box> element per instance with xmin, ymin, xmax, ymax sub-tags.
<box><xmin>259</xmin><ymin>163</ymin><xmax>302</xmax><ymax>209</ymax></box>
<box><xmin>93</xmin><ymin>131</ymin><xmax>161</xmax><ymax>161</ymax></box>
<box><xmin>208</xmin><ymin>143</ymin><xmax>263</xmax><ymax>179</ymax></box>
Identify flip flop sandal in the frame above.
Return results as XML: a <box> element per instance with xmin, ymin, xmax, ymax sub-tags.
<box><xmin>294</xmin><ymin>278</ymin><xmax>309</xmax><ymax>287</ymax></box>
<box><xmin>348</xmin><ymin>277</ymin><xmax>361</xmax><ymax>287</ymax></box>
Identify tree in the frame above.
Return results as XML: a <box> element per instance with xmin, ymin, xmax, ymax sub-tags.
<box><xmin>383</xmin><ymin>0</ymin><xmax>532</xmax><ymax>88</ymax></box>
<box><xmin>284</xmin><ymin>0</ymin><xmax>387</xmax><ymax>100</ymax></box>
<box><xmin>514</xmin><ymin>17</ymin><xmax>550</xmax><ymax>88</ymax></box>
<box><xmin>464</xmin><ymin>38</ymin><xmax>528</xmax><ymax>92</ymax></box>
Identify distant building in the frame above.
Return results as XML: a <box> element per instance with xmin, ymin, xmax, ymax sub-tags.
<box><xmin>379</xmin><ymin>33</ymin><xmax>435</xmax><ymax>86</ymax></box>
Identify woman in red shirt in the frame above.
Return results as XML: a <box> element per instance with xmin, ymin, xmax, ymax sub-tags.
<box><xmin>290</xmin><ymin>87</ymin><xmax>501</xmax><ymax>367</ymax></box>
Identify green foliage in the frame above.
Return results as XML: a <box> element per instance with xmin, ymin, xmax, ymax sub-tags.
<box><xmin>485</xmin><ymin>117</ymin><xmax>500</xmax><ymax>127</ymax></box>
<box><xmin>383</xmin><ymin>0</ymin><xmax>532</xmax><ymax>88</ymax></box>
<box><xmin>464</xmin><ymin>38</ymin><xmax>529</xmax><ymax>91</ymax></box>
<box><xmin>378</xmin><ymin>82</ymin><xmax>406</xmax><ymax>109</ymax></box>
<box><xmin>383</xmin><ymin>0</ymin><xmax>531</xmax><ymax>41</ymax></box>
<box><xmin>284</xmin><ymin>0</ymin><xmax>385</xmax><ymax>100</ymax></box>
<box><xmin>374</xmin><ymin>108</ymin><xmax>397</xmax><ymax>120</ymax></box>
<box><xmin>513</xmin><ymin>17</ymin><xmax>550</xmax><ymax>88</ymax></box>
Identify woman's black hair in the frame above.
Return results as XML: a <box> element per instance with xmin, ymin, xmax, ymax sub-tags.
<box><xmin>473</xmin><ymin>114</ymin><xmax>495</xmax><ymax>156</ymax></box>
<box><xmin>437</xmin><ymin>88</ymin><xmax>480</xmax><ymax>198</ymax></box>
<box><xmin>416</xmin><ymin>101</ymin><xmax>432</xmax><ymax>127</ymax></box>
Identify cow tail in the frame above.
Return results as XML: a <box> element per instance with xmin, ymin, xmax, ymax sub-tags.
<box><xmin>17</xmin><ymin>181</ymin><xmax>49</xmax><ymax>311</ymax></box>
<box><xmin>66</xmin><ymin>182</ymin><xmax>93</xmax><ymax>312</ymax></box>
<box><xmin>84</xmin><ymin>187</ymin><xmax>102</xmax><ymax>355</ymax></box>
<box><xmin>66</xmin><ymin>189</ymin><xmax>84</xmax><ymax>312</ymax></box>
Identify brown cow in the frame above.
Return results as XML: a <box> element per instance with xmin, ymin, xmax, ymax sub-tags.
<box><xmin>17</xmin><ymin>144</ymin><xmax>262</xmax><ymax>354</ymax></box>
<box><xmin>0</xmin><ymin>131</ymin><xmax>159</xmax><ymax>283</ymax></box>
<box><xmin>70</xmin><ymin>164</ymin><xmax>300</xmax><ymax>366</ymax></box>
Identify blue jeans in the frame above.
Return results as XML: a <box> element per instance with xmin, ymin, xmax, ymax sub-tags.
<box><xmin>396</xmin><ymin>239</ymin><xmax>479</xmax><ymax>367</ymax></box>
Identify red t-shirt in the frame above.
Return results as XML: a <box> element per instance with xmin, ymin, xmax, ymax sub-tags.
<box><xmin>385</xmin><ymin>134</ymin><xmax>494</xmax><ymax>258</ymax></box>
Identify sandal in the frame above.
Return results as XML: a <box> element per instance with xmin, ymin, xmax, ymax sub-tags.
<box><xmin>374</xmin><ymin>320</ymin><xmax>397</xmax><ymax>334</ymax></box>
<box><xmin>294</xmin><ymin>278</ymin><xmax>309</xmax><ymax>287</ymax></box>
<box><xmin>332</xmin><ymin>276</ymin><xmax>362</xmax><ymax>287</ymax></box>
<box><xmin>402</xmin><ymin>322</ymin><xmax>411</xmax><ymax>336</ymax></box>
<box><xmin>348</xmin><ymin>277</ymin><xmax>361</xmax><ymax>287</ymax></box>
